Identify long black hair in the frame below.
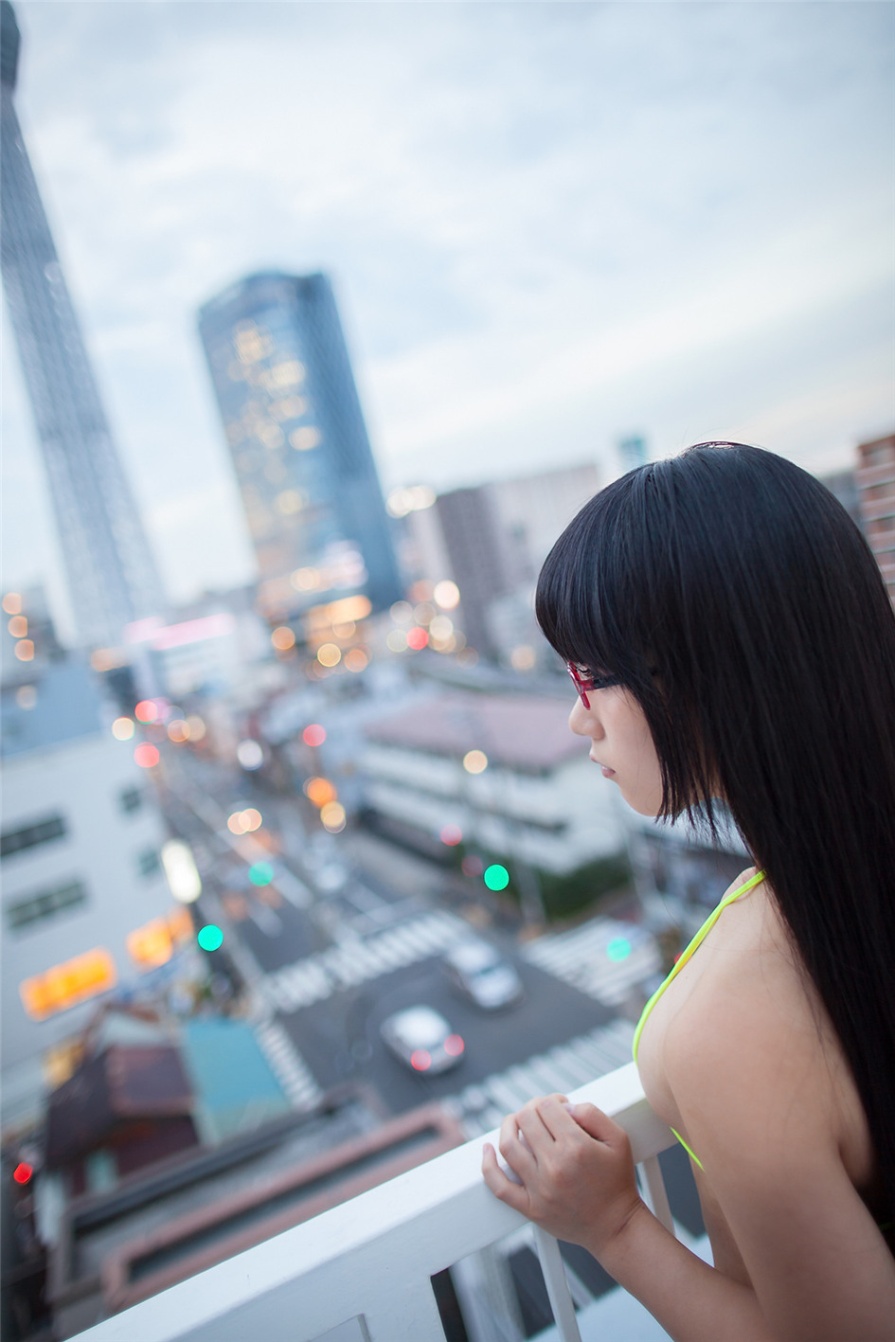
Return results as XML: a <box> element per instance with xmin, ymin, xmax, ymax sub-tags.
<box><xmin>536</xmin><ymin>442</ymin><xmax>895</xmax><ymax>1223</ymax></box>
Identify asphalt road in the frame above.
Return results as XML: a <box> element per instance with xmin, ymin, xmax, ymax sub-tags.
<box><xmin>285</xmin><ymin>955</ymin><xmax>614</xmax><ymax>1115</ymax></box>
<box><xmin>160</xmin><ymin>747</ymin><xmax>706</xmax><ymax>1245</ymax></box>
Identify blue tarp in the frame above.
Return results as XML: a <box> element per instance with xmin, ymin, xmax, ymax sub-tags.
<box><xmin>180</xmin><ymin>1018</ymin><xmax>291</xmax><ymax>1144</ymax></box>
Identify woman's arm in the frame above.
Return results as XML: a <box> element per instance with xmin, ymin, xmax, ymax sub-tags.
<box><xmin>483</xmin><ymin>996</ymin><xmax>895</xmax><ymax>1342</ymax></box>
<box><xmin>482</xmin><ymin>1095</ymin><xmax>774</xmax><ymax>1342</ymax></box>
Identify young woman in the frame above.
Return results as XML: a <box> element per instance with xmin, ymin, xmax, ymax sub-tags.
<box><xmin>482</xmin><ymin>442</ymin><xmax>895</xmax><ymax>1341</ymax></box>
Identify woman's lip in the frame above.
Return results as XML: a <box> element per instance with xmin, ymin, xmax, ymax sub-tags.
<box><xmin>590</xmin><ymin>754</ymin><xmax>616</xmax><ymax>777</ymax></box>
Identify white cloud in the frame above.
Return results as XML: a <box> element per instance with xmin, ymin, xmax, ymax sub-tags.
<box><xmin>3</xmin><ymin>0</ymin><xmax>893</xmax><ymax>633</ymax></box>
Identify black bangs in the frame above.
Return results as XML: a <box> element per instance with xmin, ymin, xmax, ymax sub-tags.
<box><xmin>535</xmin><ymin>466</ymin><xmax>655</xmax><ymax>682</ymax></box>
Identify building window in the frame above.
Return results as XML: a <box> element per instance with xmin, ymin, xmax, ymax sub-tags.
<box><xmin>0</xmin><ymin>814</ymin><xmax>66</xmax><ymax>858</ymax></box>
<box><xmin>119</xmin><ymin>786</ymin><xmax>142</xmax><ymax>815</ymax></box>
<box><xmin>6</xmin><ymin>880</ymin><xmax>87</xmax><ymax>932</ymax></box>
<box><xmin>138</xmin><ymin>848</ymin><xmax>161</xmax><ymax>878</ymax></box>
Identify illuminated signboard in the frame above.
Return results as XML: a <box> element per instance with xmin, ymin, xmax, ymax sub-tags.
<box><xmin>20</xmin><ymin>949</ymin><xmax>117</xmax><ymax>1021</ymax></box>
<box><xmin>126</xmin><ymin>919</ymin><xmax>172</xmax><ymax>969</ymax></box>
<box><xmin>127</xmin><ymin>907</ymin><xmax>194</xmax><ymax>970</ymax></box>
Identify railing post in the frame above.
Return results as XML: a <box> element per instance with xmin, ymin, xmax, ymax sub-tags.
<box><xmin>532</xmin><ymin>1228</ymin><xmax>583</xmax><ymax>1342</ymax></box>
<box><xmin>359</xmin><ymin>1277</ymin><xmax>446</xmax><ymax>1341</ymax></box>
<box><xmin>639</xmin><ymin>1155</ymin><xmax>674</xmax><ymax>1234</ymax></box>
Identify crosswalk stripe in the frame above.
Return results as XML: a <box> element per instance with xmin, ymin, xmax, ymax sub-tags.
<box><xmin>254</xmin><ymin>1020</ymin><xmax>323</xmax><ymax>1112</ymax></box>
<box><xmin>544</xmin><ymin>1047</ymin><xmax>596</xmax><ymax>1090</ymax></box>
<box><xmin>485</xmin><ymin>1075</ymin><xmax>536</xmax><ymax>1113</ymax></box>
<box><xmin>521</xmin><ymin>919</ymin><xmax>660</xmax><ymax>1007</ymax></box>
<box><xmin>264</xmin><ymin>913</ymin><xmax>469</xmax><ymax>1014</ymax></box>
<box><xmin>454</xmin><ymin>1021</ymin><xmax>635</xmax><ymax>1139</ymax></box>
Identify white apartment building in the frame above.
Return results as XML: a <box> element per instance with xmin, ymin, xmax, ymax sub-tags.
<box><xmin>1</xmin><ymin>659</ymin><xmax>182</xmax><ymax>1129</ymax></box>
<box><xmin>360</xmin><ymin>689</ymin><xmax>626</xmax><ymax>875</ymax></box>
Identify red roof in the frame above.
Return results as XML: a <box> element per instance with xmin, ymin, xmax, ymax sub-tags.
<box><xmin>45</xmin><ymin>1045</ymin><xmax>193</xmax><ymax>1167</ymax></box>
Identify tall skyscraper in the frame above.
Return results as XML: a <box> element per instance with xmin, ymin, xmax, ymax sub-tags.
<box><xmin>198</xmin><ymin>271</ymin><xmax>403</xmax><ymax>622</ymax></box>
<box><xmin>0</xmin><ymin>1</ymin><xmax>165</xmax><ymax>649</ymax></box>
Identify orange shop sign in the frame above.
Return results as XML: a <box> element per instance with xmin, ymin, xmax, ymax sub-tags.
<box><xmin>20</xmin><ymin>948</ymin><xmax>117</xmax><ymax>1021</ymax></box>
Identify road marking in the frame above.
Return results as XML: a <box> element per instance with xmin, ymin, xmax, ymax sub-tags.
<box><xmin>248</xmin><ymin>904</ymin><xmax>282</xmax><ymax>936</ymax></box>
<box><xmin>521</xmin><ymin>919</ymin><xmax>661</xmax><ymax>1006</ymax></box>
<box><xmin>254</xmin><ymin>1018</ymin><xmax>324</xmax><ymax>1110</ymax></box>
<box><xmin>262</xmin><ymin>911</ymin><xmax>470</xmax><ymax>1013</ymax></box>
<box><xmin>456</xmin><ymin>1020</ymin><xmax>635</xmax><ymax>1138</ymax></box>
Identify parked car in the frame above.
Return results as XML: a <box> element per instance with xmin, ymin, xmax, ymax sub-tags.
<box><xmin>443</xmin><ymin>939</ymin><xmax>524</xmax><ymax>1010</ymax></box>
<box><xmin>379</xmin><ymin>1006</ymin><xmax>465</xmax><ymax>1074</ymax></box>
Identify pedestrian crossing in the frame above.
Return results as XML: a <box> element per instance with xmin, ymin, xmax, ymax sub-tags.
<box><xmin>521</xmin><ymin>918</ymin><xmax>661</xmax><ymax>1007</ymax></box>
<box><xmin>252</xmin><ymin>987</ymin><xmax>636</xmax><ymax>1129</ymax></box>
<box><xmin>444</xmin><ymin>1018</ymin><xmax>636</xmax><ymax>1138</ymax></box>
<box><xmin>254</xmin><ymin>1016</ymin><xmax>325</xmax><ymax>1111</ymax></box>
<box><xmin>261</xmin><ymin>910</ymin><xmax>471</xmax><ymax>1013</ymax></box>
<box><xmin>253</xmin><ymin>1013</ymin><xmax>635</xmax><ymax>1132</ymax></box>
<box><xmin>252</xmin><ymin>909</ymin><xmax>654</xmax><ymax>1124</ymax></box>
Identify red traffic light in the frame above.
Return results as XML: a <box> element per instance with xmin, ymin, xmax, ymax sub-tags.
<box><xmin>13</xmin><ymin>1162</ymin><xmax>33</xmax><ymax>1184</ymax></box>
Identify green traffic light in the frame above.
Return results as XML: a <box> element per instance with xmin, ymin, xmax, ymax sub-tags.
<box><xmin>483</xmin><ymin>864</ymin><xmax>510</xmax><ymax>892</ymax></box>
<box><xmin>248</xmin><ymin>862</ymin><xmax>274</xmax><ymax>886</ymax></box>
<box><xmin>197</xmin><ymin>924</ymin><xmax>224</xmax><ymax>951</ymax></box>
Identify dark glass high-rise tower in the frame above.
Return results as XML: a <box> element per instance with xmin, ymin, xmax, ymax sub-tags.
<box><xmin>198</xmin><ymin>271</ymin><xmax>403</xmax><ymax>621</ymax></box>
<box><xmin>0</xmin><ymin>1</ymin><xmax>164</xmax><ymax>648</ymax></box>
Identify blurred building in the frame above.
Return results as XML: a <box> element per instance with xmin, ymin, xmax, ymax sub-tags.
<box><xmin>44</xmin><ymin>1084</ymin><xmax>459</xmax><ymax>1339</ymax></box>
<box><xmin>819</xmin><ymin>466</ymin><xmax>864</xmax><ymax>534</ymax></box>
<box><xmin>396</xmin><ymin>462</ymin><xmax>600</xmax><ymax>665</ymax></box>
<box><xmin>120</xmin><ymin>585</ymin><xmax>271</xmax><ymax>702</ymax></box>
<box><xmin>0</xmin><ymin>1</ymin><xmax>165</xmax><ymax>649</ymax></box>
<box><xmin>617</xmin><ymin>433</ymin><xmax>648</xmax><ymax>470</ymax></box>
<box><xmin>856</xmin><ymin>431</ymin><xmax>895</xmax><ymax>603</ymax></box>
<box><xmin>197</xmin><ymin>271</ymin><xmax>403</xmax><ymax>630</ymax></box>
<box><xmin>0</xmin><ymin>656</ymin><xmax>184</xmax><ymax>1130</ymax></box>
<box><xmin>360</xmin><ymin>689</ymin><xmax>626</xmax><ymax>876</ymax></box>
<box><xmin>1</xmin><ymin>583</ymin><xmax>64</xmax><ymax>686</ymax></box>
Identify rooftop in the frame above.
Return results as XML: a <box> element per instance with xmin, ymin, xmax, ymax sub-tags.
<box><xmin>1</xmin><ymin>658</ymin><xmax>106</xmax><ymax>759</ymax></box>
<box><xmin>364</xmin><ymin>691</ymin><xmax>582</xmax><ymax>772</ymax></box>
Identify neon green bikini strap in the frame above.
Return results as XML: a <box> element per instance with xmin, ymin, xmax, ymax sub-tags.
<box><xmin>632</xmin><ymin>869</ymin><xmax>766</xmax><ymax>1064</ymax></box>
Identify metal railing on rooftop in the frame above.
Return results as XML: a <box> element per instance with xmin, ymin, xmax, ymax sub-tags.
<box><xmin>71</xmin><ymin>1062</ymin><xmax>676</xmax><ymax>1342</ymax></box>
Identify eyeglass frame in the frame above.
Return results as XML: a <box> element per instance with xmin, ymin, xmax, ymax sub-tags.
<box><xmin>566</xmin><ymin>661</ymin><xmax>624</xmax><ymax>708</ymax></box>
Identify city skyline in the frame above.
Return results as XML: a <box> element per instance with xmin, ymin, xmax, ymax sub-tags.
<box><xmin>1</xmin><ymin>1</ymin><xmax>893</xmax><ymax>641</ymax></box>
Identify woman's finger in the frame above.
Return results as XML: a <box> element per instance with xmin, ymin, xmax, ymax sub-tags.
<box><xmin>530</xmin><ymin>1093</ymin><xmax>575</xmax><ymax>1140</ymax></box>
<box><xmin>482</xmin><ymin>1142</ymin><xmax>528</xmax><ymax>1209</ymax></box>
<box><xmin>515</xmin><ymin>1105</ymin><xmax>556</xmax><ymax>1156</ymax></box>
<box><xmin>565</xmin><ymin>1101</ymin><xmax>629</xmax><ymax>1150</ymax></box>
<box><xmin>498</xmin><ymin>1112</ymin><xmax>538</xmax><ymax>1173</ymax></box>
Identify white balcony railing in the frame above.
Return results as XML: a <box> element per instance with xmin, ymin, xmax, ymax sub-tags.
<box><xmin>71</xmin><ymin>1063</ymin><xmax>677</xmax><ymax>1342</ymax></box>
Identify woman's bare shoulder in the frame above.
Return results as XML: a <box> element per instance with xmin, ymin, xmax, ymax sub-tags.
<box><xmin>664</xmin><ymin>885</ymin><xmax>827</xmax><ymax>1118</ymax></box>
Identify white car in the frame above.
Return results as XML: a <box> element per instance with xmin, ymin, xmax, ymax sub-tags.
<box><xmin>443</xmin><ymin>940</ymin><xmax>524</xmax><ymax>1010</ymax></box>
<box><xmin>379</xmin><ymin>1006</ymin><xmax>465</xmax><ymax>1075</ymax></box>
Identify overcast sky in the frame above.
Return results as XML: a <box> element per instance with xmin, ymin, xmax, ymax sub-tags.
<box><xmin>2</xmin><ymin>0</ymin><xmax>893</xmax><ymax>637</ymax></box>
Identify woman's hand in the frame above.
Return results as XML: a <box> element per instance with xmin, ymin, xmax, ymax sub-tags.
<box><xmin>481</xmin><ymin>1093</ymin><xmax>644</xmax><ymax>1258</ymax></box>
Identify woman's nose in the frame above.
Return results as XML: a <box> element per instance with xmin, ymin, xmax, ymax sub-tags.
<box><xmin>569</xmin><ymin>695</ymin><xmax>598</xmax><ymax>737</ymax></box>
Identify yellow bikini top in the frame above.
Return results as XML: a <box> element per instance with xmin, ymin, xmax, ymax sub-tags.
<box><xmin>632</xmin><ymin>868</ymin><xmax>767</xmax><ymax>1169</ymax></box>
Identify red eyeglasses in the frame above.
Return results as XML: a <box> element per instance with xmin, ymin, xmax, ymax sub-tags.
<box><xmin>566</xmin><ymin>662</ymin><xmax>623</xmax><ymax>708</ymax></box>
